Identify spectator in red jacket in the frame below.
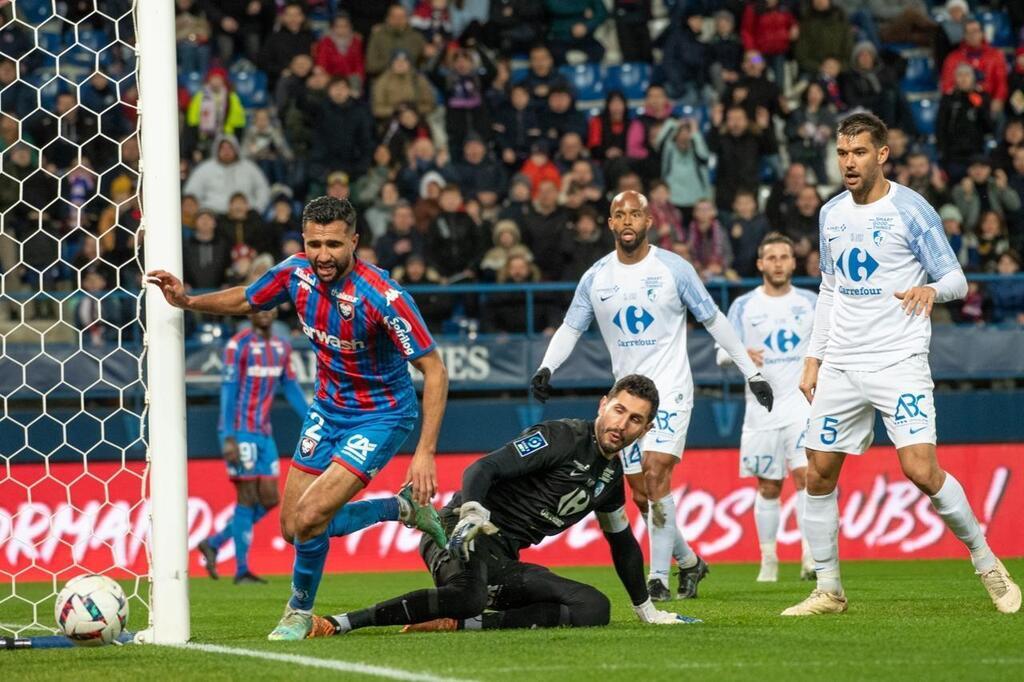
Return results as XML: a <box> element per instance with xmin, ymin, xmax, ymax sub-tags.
<box><xmin>740</xmin><ymin>0</ymin><xmax>798</xmax><ymax>88</ymax></box>
<box><xmin>940</xmin><ymin>19</ymin><xmax>1009</xmax><ymax>115</ymax></box>
<box><xmin>314</xmin><ymin>12</ymin><xmax>366</xmax><ymax>93</ymax></box>
<box><xmin>519</xmin><ymin>140</ymin><xmax>561</xmax><ymax>198</ymax></box>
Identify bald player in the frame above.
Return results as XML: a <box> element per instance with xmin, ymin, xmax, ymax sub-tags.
<box><xmin>531</xmin><ymin>191</ymin><xmax>774</xmax><ymax>600</ymax></box>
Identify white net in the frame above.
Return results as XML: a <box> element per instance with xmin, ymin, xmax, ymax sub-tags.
<box><xmin>0</xmin><ymin>0</ymin><xmax>150</xmax><ymax>638</ymax></box>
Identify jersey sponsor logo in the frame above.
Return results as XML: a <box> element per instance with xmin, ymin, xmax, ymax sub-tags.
<box><xmin>295</xmin><ymin>268</ymin><xmax>316</xmax><ymax>287</ymax></box>
<box><xmin>763</xmin><ymin>329</ymin><xmax>801</xmax><ymax>353</ymax></box>
<box><xmin>341</xmin><ymin>434</ymin><xmax>377</xmax><ymax>464</ymax></box>
<box><xmin>909</xmin><ymin>426</ymin><xmax>928</xmax><ymax>435</ymax></box>
<box><xmin>336</xmin><ymin>292</ymin><xmax>359</xmax><ymax>304</ymax></box>
<box><xmin>384</xmin><ymin>288</ymin><xmax>402</xmax><ymax>305</ymax></box>
<box><xmin>596</xmin><ymin>285</ymin><xmax>618</xmax><ymax>302</ymax></box>
<box><xmin>338</xmin><ymin>301</ymin><xmax>354</xmax><ymax>321</ymax></box>
<box><xmin>835</xmin><ymin>248</ymin><xmax>879</xmax><ymax>282</ymax></box>
<box><xmin>512</xmin><ymin>431</ymin><xmax>548</xmax><ymax>457</ymax></box>
<box><xmin>385</xmin><ymin>316</ymin><xmax>415</xmax><ymax>356</ymax></box>
<box><xmin>825</xmin><ymin>223</ymin><xmax>847</xmax><ymax>235</ymax></box>
<box><xmin>246</xmin><ymin>365</ymin><xmax>284</xmax><ymax>378</ymax></box>
<box><xmin>612</xmin><ymin>305</ymin><xmax>654</xmax><ymax>335</ymax></box>
<box><xmin>894</xmin><ymin>393</ymin><xmax>928</xmax><ymax>423</ymax></box>
<box><xmin>300</xmin><ymin>323</ymin><xmax>366</xmax><ymax>351</ymax></box>
<box><xmin>572</xmin><ymin>460</ymin><xmax>591</xmax><ymax>471</ymax></box>
<box><xmin>556</xmin><ymin>488</ymin><xmax>591</xmax><ymax>517</ymax></box>
<box><xmin>654</xmin><ymin>409</ymin><xmax>681</xmax><ymax>434</ymax></box>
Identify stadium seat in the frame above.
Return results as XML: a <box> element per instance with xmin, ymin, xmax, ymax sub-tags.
<box><xmin>979</xmin><ymin>11</ymin><xmax>1013</xmax><ymax>48</ymax></box>
<box><xmin>179</xmin><ymin>70</ymin><xmax>204</xmax><ymax>97</ymax></box>
<box><xmin>78</xmin><ymin>29</ymin><xmax>109</xmax><ymax>53</ymax></box>
<box><xmin>909</xmin><ymin>96</ymin><xmax>939</xmax><ymax>137</ymax></box>
<box><xmin>559</xmin><ymin>63</ymin><xmax>604</xmax><ymax>102</ymax></box>
<box><xmin>232</xmin><ymin>69</ymin><xmax>269</xmax><ymax>109</ymax></box>
<box><xmin>607</xmin><ymin>62</ymin><xmax>651</xmax><ymax>100</ymax></box>
<box><xmin>901</xmin><ymin>54</ymin><xmax>937</xmax><ymax>93</ymax></box>
<box><xmin>37</xmin><ymin>32</ymin><xmax>64</xmax><ymax>56</ymax></box>
<box><xmin>15</xmin><ymin>0</ymin><xmax>52</xmax><ymax>23</ymax></box>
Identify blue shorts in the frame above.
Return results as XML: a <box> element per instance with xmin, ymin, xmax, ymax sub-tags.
<box><xmin>292</xmin><ymin>405</ymin><xmax>414</xmax><ymax>482</ymax></box>
<box><xmin>226</xmin><ymin>432</ymin><xmax>280</xmax><ymax>480</ymax></box>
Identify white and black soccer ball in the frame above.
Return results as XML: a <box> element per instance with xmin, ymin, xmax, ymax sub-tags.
<box><xmin>55</xmin><ymin>574</ymin><xmax>129</xmax><ymax>646</ymax></box>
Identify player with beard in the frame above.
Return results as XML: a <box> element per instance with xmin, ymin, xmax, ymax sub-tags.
<box><xmin>147</xmin><ymin>196</ymin><xmax>451</xmax><ymax>639</ymax></box>
<box><xmin>530</xmin><ymin>191</ymin><xmax>774</xmax><ymax>601</ymax></box>
<box><xmin>306</xmin><ymin>375</ymin><xmax>703</xmax><ymax>636</ymax></box>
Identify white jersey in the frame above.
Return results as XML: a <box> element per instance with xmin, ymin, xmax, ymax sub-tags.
<box><xmin>818</xmin><ymin>182</ymin><xmax>961</xmax><ymax>372</ymax></box>
<box><xmin>724</xmin><ymin>286</ymin><xmax>816</xmax><ymax>431</ymax></box>
<box><xmin>564</xmin><ymin>245</ymin><xmax>719</xmax><ymax>407</ymax></box>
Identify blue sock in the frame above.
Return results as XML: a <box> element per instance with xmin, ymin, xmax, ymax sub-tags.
<box><xmin>208</xmin><ymin>516</ymin><xmax>234</xmax><ymax>550</ymax></box>
<box><xmin>327</xmin><ymin>497</ymin><xmax>400</xmax><ymax>537</ymax></box>
<box><xmin>288</xmin><ymin>533</ymin><xmax>330</xmax><ymax>611</ymax></box>
<box><xmin>252</xmin><ymin>503</ymin><xmax>269</xmax><ymax>524</ymax></box>
<box><xmin>231</xmin><ymin>504</ymin><xmax>256</xmax><ymax>576</ymax></box>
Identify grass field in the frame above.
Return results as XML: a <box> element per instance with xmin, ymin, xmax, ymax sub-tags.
<box><xmin>4</xmin><ymin>559</ymin><xmax>1022</xmax><ymax>681</ymax></box>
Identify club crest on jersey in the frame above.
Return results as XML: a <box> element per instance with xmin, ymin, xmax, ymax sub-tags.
<box><xmin>338</xmin><ymin>300</ymin><xmax>354</xmax><ymax>320</ymax></box>
<box><xmin>873</xmin><ymin>230</ymin><xmax>885</xmax><ymax>246</ymax></box>
<box><xmin>513</xmin><ymin>431</ymin><xmax>548</xmax><ymax>457</ymax></box>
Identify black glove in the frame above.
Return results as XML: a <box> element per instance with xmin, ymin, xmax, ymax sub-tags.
<box><xmin>748</xmin><ymin>373</ymin><xmax>773</xmax><ymax>412</ymax></box>
<box><xmin>530</xmin><ymin>367</ymin><xmax>552</xmax><ymax>403</ymax></box>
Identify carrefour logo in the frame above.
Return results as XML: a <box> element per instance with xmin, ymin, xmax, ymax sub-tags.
<box><xmin>835</xmin><ymin>248</ymin><xmax>879</xmax><ymax>282</ymax></box>
<box><xmin>763</xmin><ymin>329</ymin><xmax>801</xmax><ymax>353</ymax></box>
<box><xmin>613</xmin><ymin>306</ymin><xmax>654</xmax><ymax>335</ymax></box>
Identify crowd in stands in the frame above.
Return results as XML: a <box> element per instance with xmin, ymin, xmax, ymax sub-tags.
<box><xmin>2</xmin><ymin>0</ymin><xmax>1024</xmax><ymax>341</ymax></box>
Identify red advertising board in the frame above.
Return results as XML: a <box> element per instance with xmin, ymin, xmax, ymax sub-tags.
<box><xmin>0</xmin><ymin>444</ymin><xmax>1021</xmax><ymax>580</ymax></box>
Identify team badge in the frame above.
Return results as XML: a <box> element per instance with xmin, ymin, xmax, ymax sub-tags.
<box><xmin>300</xmin><ymin>437</ymin><xmax>316</xmax><ymax>456</ymax></box>
<box><xmin>338</xmin><ymin>301</ymin><xmax>354</xmax><ymax>320</ymax></box>
<box><xmin>513</xmin><ymin>431</ymin><xmax>548</xmax><ymax>457</ymax></box>
<box><xmin>873</xmin><ymin>229</ymin><xmax>885</xmax><ymax>247</ymax></box>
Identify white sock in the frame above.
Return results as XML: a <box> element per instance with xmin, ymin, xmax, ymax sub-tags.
<box><xmin>673</xmin><ymin>528</ymin><xmax>698</xmax><ymax>569</ymax></box>
<box><xmin>462</xmin><ymin>615</ymin><xmax>482</xmax><ymax>630</ymax></box>
<box><xmin>754</xmin><ymin>492</ymin><xmax>780</xmax><ymax>561</ymax></box>
<box><xmin>795</xmin><ymin>488</ymin><xmax>812</xmax><ymax>561</ymax></box>
<box><xmin>647</xmin><ymin>493</ymin><xmax>680</xmax><ymax>586</ymax></box>
<box><xmin>804</xmin><ymin>489</ymin><xmax>842</xmax><ymax>594</ymax></box>
<box><xmin>930</xmin><ymin>473</ymin><xmax>996</xmax><ymax>573</ymax></box>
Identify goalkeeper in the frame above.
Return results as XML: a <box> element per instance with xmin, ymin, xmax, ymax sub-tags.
<box><xmin>308</xmin><ymin>374</ymin><xmax>700</xmax><ymax>637</ymax></box>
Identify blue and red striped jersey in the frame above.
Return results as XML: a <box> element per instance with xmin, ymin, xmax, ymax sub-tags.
<box><xmin>220</xmin><ymin>329</ymin><xmax>301</xmax><ymax>436</ymax></box>
<box><xmin>244</xmin><ymin>254</ymin><xmax>436</xmax><ymax>416</ymax></box>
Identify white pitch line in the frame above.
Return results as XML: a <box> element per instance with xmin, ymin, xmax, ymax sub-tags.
<box><xmin>179</xmin><ymin>642</ymin><xmax>477</xmax><ymax>682</ymax></box>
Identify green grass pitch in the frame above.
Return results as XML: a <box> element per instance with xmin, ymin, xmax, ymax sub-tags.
<box><xmin>4</xmin><ymin>559</ymin><xmax>1022</xmax><ymax>681</ymax></box>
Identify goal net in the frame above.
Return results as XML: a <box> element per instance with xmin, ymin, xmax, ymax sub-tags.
<box><xmin>0</xmin><ymin>0</ymin><xmax>188</xmax><ymax>643</ymax></box>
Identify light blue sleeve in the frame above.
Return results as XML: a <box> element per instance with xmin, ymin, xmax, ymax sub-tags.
<box><xmin>656</xmin><ymin>250</ymin><xmax>719</xmax><ymax>323</ymax></box>
<box><xmin>726</xmin><ymin>296</ymin><xmax>746</xmax><ymax>344</ymax></box>
<box><xmin>894</xmin><ymin>188</ymin><xmax>961</xmax><ymax>281</ymax></box>
<box><xmin>818</xmin><ymin>202</ymin><xmax>836</xmax><ymax>276</ymax></box>
<box><xmin>564</xmin><ymin>267</ymin><xmax>597</xmax><ymax>332</ymax></box>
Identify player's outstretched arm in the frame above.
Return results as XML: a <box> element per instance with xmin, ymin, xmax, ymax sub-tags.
<box><xmin>703</xmin><ymin>311</ymin><xmax>774</xmax><ymax>411</ymax></box>
<box><xmin>532</xmin><ymin>323</ymin><xmax>585</xmax><ymax>402</ymax></box>
<box><xmin>406</xmin><ymin>349</ymin><xmax>448</xmax><ymax>505</ymax></box>
<box><xmin>146</xmin><ymin>270</ymin><xmax>253</xmax><ymax>316</ymax></box>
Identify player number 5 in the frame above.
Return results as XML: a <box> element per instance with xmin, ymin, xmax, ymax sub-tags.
<box><xmin>819</xmin><ymin>417</ymin><xmax>839</xmax><ymax>446</ymax></box>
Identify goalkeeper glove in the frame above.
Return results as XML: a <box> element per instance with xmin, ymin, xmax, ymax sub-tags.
<box><xmin>530</xmin><ymin>367</ymin><xmax>552</xmax><ymax>403</ymax></box>
<box><xmin>446</xmin><ymin>501</ymin><xmax>498</xmax><ymax>561</ymax></box>
<box><xmin>748</xmin><ymin>373</ymin><xmax>774</xmax><ymax>412</ymax></box>
<box><xmin>632</xmin><ymin>598</ymin><xmax>703</xmax><ymax>625</ymax></box>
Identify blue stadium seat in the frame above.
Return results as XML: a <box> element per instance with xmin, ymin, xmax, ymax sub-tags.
<box><xmin>232</xmin><ymin>69</ymin><xmax>269</xmax><ymax>109</ymax></box>
<box><xmin>607</xmin><ymin>62</ymin><xmax>651</xmax><ymax>100</ymax></box>
<box><xmin>979</xmin><ymin>10</ymin><xmax>1013</xmax><ymax>48</ymax></box>
<box><xmin>37</xmin><ymin>32</ymin><xmax>64</xmax><ymax>56</ymax></box>
<box><xmin>179</xmin><ymin>70</ymin><xmax>204</xmax><ymax>97</ymax></box>
<box><xmin>559</xmin><ymin>63</ymin><xmax>604</xmax><ymax>101</ymax></box>
<box><xmin>910</xmin><ymin>97</ymin><xmax>939</xmax><ymax>137</ymax></box>
<box><xmin>901</xmin><ymin>54</ymin><xmax>937</xmax><ymax>93</ymax></box>
<box><xmin>15</xmin><ymin>0</ymin><xmax>52</xmax><ymax>23</ymax></box>
<box><xmin>77</xmin><ymin>29</ymin><xmax>109</xmax><ymax>52</ymax></box>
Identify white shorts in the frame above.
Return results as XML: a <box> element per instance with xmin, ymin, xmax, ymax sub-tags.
<box><xmin>739</xmin><ymin>421</ymin><xmax>808</xmax><ymax>479</ymax></box>
<box><xmin>805</xmin><ymin>354</ymin><xmax>936</xmax><ymax>455</ymax></box>
<box><xmin>620</xmin><ymin>406</ymin><xmax>692</xmax><ymax>475</ymax></box>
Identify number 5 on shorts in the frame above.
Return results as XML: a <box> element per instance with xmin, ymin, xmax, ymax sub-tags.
<box><xmin>819</xmin><ymin>416</ymin><xmax>839</xmax><ymax>446</ymax></box>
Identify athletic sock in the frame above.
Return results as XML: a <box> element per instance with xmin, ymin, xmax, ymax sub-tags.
<box><xmin>795</xmin><ymin>489</ymin><xmax>812</xmax><ymax>561</ymax></box>
<box><xmin>327</xmin><ymin>497</ymin><xmax>400</xmax><ymax>537</ymax></box>
<box><xmin>252</xmin><ymin>503</ymin><xmax>269</xmax><ymax>524</ymax></box>
<box><xmin>754</xmin><ymin>492</ymin><xmax>780</xmax><ymax>561</ymax></box>
<box><xmin>930</xmin><ymin>473</ymin><xmax>997</xmax><ymax>573</ymax></box>
<box><xmin>647</xmin><ymin>493</ymin><xmax>680</xmax><ymax>585</ymax></box>
<box><xmin>208</xmin><ymin>519</ymin><xmax>233</xmax><ymax>550</ymax></box>
<box><xmin>287</xmin><ymin>533</ymin><xmax>329</xmax><ymax>611</ymax></box>
<box><xmin>804</xmin><ymin>489</ymin><xmax>842</xmax><ymax>594</ymax></box>
<box><xmin>231</xmin><ymin>504</ymin><xmax>256</xmax><ymax>576</ymax></box>
<box><xmin>673</xmin><ymin>528</ymin><xmax>698</xmax><ymax>569</ymax></box>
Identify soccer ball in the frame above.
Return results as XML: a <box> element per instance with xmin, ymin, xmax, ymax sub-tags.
<box><xmin>54</xmin><ymin>574</ymin><xmax>129</xmax><ymax>646</ymax></box>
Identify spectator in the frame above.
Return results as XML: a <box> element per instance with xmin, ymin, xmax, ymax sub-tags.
<box><xmin>899</xmin><ymin>152</ymin><xmax>950</xmax><ymax>209</ymax></box>
<box><xmin>314</xmin><ymin>12</ymin><xmax>366</xmax><ymax>93</ymax></box>
<box><xmin>540</xmin><ymin>85</ymin><xmax>588</xmax><ymax>144</ymax></box>
<box><xmin>498</xmin><ymin>173</ymin><xmax>535</xmax><ymax>225</ymax></box>
<box><xmin>937</xmin><ymin>66</ymin><xmax>993</xmax><ymax>183</ymax></box>
<box><xmin>398</xmin><ymin>137</ymin><xmax>450</xmax><ymax>203</ymax></box>
<box><xmin>181</xmin><ymin>194</ymin><xmax>200</xmax><ymax>232</ymax></box>
<box><xmin>356</xmin><ymin>244</ymin><xmax>379</xmax><ymax>266</ymax></box>
<box><xmin>613</xmin><ymin>0</ymin><xmax>653</xmax><ymax>63</ymax></box>
<box><xmin>1008</xmin><ymin>149</ymin><xmax>1024</xmax><ymax>251</ymax></box>
<box><xmin>452</xmin><ymin>134</ymin><xmax>507</xmax><ymax>204</ymax></box>
<box><xmin>487</xmin><ymin>0</ymin><xmax>546</xmax><ymax>56</ymax></box>
<box><xmin>28</xmin><ymin>91</ymin><xmax>100</xmax><ymax>171</ymax></box>
<box><xmin>430</xmin><ymin>44</ymin><xmax>496</xmax><ymax>156</ymax></box>
<box><xmin>885</xmin><ymin>127</ymin><xmax>911</xmax><ymax>182</ymax></box>
<box><xmin>740</xmin><ymin>0</ymin><xmax>798</xmax><ymax>87</ymax></box>
<box><xmin>663</xmin><ymin>9</ymin><xmax>708</xmax><ymax>104</ymax></box>
<box><xmin>366</xmin><ymin>4</ymin><xmax>426</xmax><ymax>78</ymax></box>
<box><xmin>782</xmin><ymin>185</ymin><xmax>822</xmax><ymax>258</ymax></box>
<box><xmin>375</xmin><ymin>200</ymin><xmax>425</xmax><ymax>271</ymax></box>
<box><xmin>183</xmin><ymin>135</ymin><xmax>271</xmax><ymax>214</ymax></box>
<box><xmin>483</xmin><ymin>249</ymin><xmax>550</xmax><ymax>333</ymax></box>
<box><xmin>74</xmin><ymin>267</ymin><xmax>128</xmax><ymax>346</ymax></box>
<box><xmin>81</xmin><ymin>73</ymin><xmax>131</xmax><ymax>142</ymax></box>
<box><xmin>371</xmin><ymin>50</ymin><xmax>436</xmax><ymax>124</ymax></box>
<box><xmin>519</xmin><ymin>140</ymin><xmax>562</xmax><ymax>197</ymax></box>
<box><xmin>1006</xmin><ymin>49</ymin><xmax>1024</xmax><ymax>125</ymax></box>
<box><xmin>364</xmin><ymin>180</ymin><xmax>402</xmax><ymax>242</ymax></box>
<box><xmin>517</xmin><ymin>44</ymin><xmax>573</xmax><ymax>105</ymax></box>
<box><xmin>728</xmin><ymin>190</ymin><xmax>770</xmax><ymax>278</ymax></box>
<box><xmin>544</xmin><ymin>0</ymin><xmax>608</xmax><ymax>65</ymax></box>
<box><xmin>257</xmin><ymin>2</ymin><xmax>316</xmax><ymax>91</ymax></box>
<box><xmin>0</xmin><ymin>58</ymin><xmax>33</xmax><ymax>119</ymax></box>
<box><xmin>182</xmin><ymin>207</ymin><xmax>232</xmax><ymax>290</ymax></box>
<box><xmin>939</xmin><ymin>204</ymin><xmax>978</xmax><ymax>270</ymax></box>
<box><xmin>952</xmin><ymin>157</ymin><xmax>1021</xmax><ymax>233</ymax></box>
<box><xmin>480</xmin><ymin>219</ymin><xmax>526</xmax><ymax>281</ymax></box>
<box><xmin>587</xmin><ymin>90</ymin><xmax>631</xmax><ymax>161</ymax></box>
<box><xmin>352</xmin><ymin>146</ymin><xmax>395</xmax><ymax>211</ymax></box>
<box><xmin>841</xmin><ymin>41</ymin><xmax>906</xmax><ymax>131</ymax></box>
<box><xmin>686</xmin><ymin>199</ymin><xmax>737</xmax><ymax>282</ymax></box>
<box><xmin>391</xmin><ymin>254</ymin><xmax>452</xmax><ymax>331</ymax></box>
<box><xmin>281</xmin><ymin>231</ymin><xmax>303</xmax><ymax>259</ymax></box>
<box><xmin>975</xmin><ymin>210</ymin><xmax>1011</xmax><ymax>272</ymax></box>
<box><xmin>554</xmin><ymin>132</ymin><xmax>589</xmax><ymax>174</ymax></box>
<box><xmin>935</xmin><ymin>0</ymin><xmax>971</xmax><ymax>66</ymax></box>
<box><xmin>410</xmin><ymin>0</ymin><xmax>454</xmax><ymax>48</ymax></box>
<box><xmin>706</xmin><ymin>9</ymin><xmax>745</xmax><ymax>96</ymax></box>
<box><xmin>521</xmin><ymin>179</ymin><xmax>573</xmax><ymax>279</ymax></box>
<box><xmin>626</xmin><ymin>85</ymin><xmax>673</xmax><ymax>182</ymax></box>
<box><xmin>990</xmin><ymin>120</ymin><xmax>1024</xmax><ymax>174</ymax></box>
<box><xmin>785</xmin><ymin>81</ymin><xmax>836</xmax><ymax>185</ymax></box>
<box><xmin>381</xmin><ymin>103</ymin><xmax>433</xmax><ymax>165</ymax></box>
<box><xmin>240</xmin><ymin>108</ymin><xmax>293</xmax><ymax>186</ymax></box>
<box><xmin>815</xmin><ymin>55</ymin><xmax>846</xmax><ymax>111</ymax></box>
<box><xmin>559</xmin><ymin>157</ymin><xmax>605</xmax><ymax>213</ymax></box>
<box><xmin>940</xmin><ymin>19</ymin><xmax>1009</xmax><ymax>113</ymax></box>
<box><xmin>183</xmin><ymin>66</ymin><xmax>247</xmax><ymax>162</ymax></box>
<box><xmin>337</xmin><ymin>1</ymin><xmax>389</xmax><ymax>42</ymax></box>
<box><xmin>708</xmin><ymin>104</ymin><xmax>776</xmax><ymax>212</ymax></box>
<box><xmin>795</xmin><ymin>0</ymin><xmax>852</xmax><ymax>77</ymax></box>
<box><xmin>202</xmin><ymin>0</ymin><xmax>276</xmax><ymax>65</ymax></box>
<box><xmin>267</xmin><ymin>196</ymin><xmax>300</xmax><ymax>244</ymax></box>
<box><xmin>305</xmin><ymin>77</ymin><xmax>375</xmax><ymax>192</ymax></box>
<box><xmin>218</xmin><ymin>192</ymin><xmax>276</xmax><ymax>256</ymax></box>
<box><xmin>648</xmin><ymin>180</ymin><xmax>686</xmax><ymax>250</ymax></box>
<box><xmin>426</xmin><ymin>184</ymin><xmax>486</xmax><ymax>280</ymax></box>
<box><xmin>870</xmin><ymin>0</ymin><xmax>936</xmax><ymax>48</ymax></box>
<box><xmin>989</xmin><ymin>251</ymin><xmax>1024</xmax><ymax>324</ymax></box>
<box><xmin>175</xmin><ymin>0</ymin><xmax>211</xmax><ymax>75</ymax></box>
<box><xmin>725</xmin><ymin>50</ymin><xmax>786</xmax><ymax>121</ymax></box>
<box><xmin>561</xmin><ymin>207</ymin><xmax>608</xmax><ymax>280</ymax></box>
<box><xmin>494</xmin><ymin>83</ymin><xmax>542</xmax><ymax>168</ymax></box>
<box><xmin>656</xmin><ymin>117</ymin><xmax>711</xmax><ymax>224</ymax></box>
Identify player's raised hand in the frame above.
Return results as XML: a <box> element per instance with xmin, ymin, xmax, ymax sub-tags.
<box><xmin>894</xmin><ymin>286</ymin><xmax>936</xmax><ymax>317</ymax></box>
<box><xmin>748</xmin><ymin>373</ymin><xmax>773</xmax><ymax>411</ymax></box>
<box><xmin>146</xmin><ymin>270</ymin><xmax>190</xmax><ymax>309</ymax></box>
<box><xmin>530</xmin><ymin>367</ymin><xmax>552</xmax><ymax>403</ymax></box>
<box><xmin>800</xmin><ymin>357</ymin><xmax>820</xmax><ymax>404</ymax></box>
<box><xmin>447</xmin><ymin>502</ymin><xmax>498</xmax><ymax>561</ymax></box>
<box><xmin>632</xmin><ymin>598</ymin><xmax>703</xmax><ymax>625</ymax></box>
<box><xmin>404</xmin><ymin>449</ymin><xmax>438</xmax><ymax>506</ymax></box>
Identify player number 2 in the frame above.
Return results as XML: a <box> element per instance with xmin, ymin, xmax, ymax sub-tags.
<box><xmin>820</xmin><ymin>417</ymin><xmax>839</xmax><ymax>445</ymax></box>
<box><xmin>304</xmin><ymin>412</ymin><xmax>325</xmax><ymax>442</ymax></box>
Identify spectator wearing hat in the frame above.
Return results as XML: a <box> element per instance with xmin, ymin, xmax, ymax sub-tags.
<box><xmin>937</xmin><ymin>65</ymin><xmax>993</xmax><ymax>183</ymax></box>
<box><xmin>935</xmin><ymin>0</ymin><xmax>971</xmax><ymax>66</ymax></box>
<box><xmin>398</xmin><ymin>137</ymin><xmax>452</xmax><ymax>203</ymax></box>
<box><xmin>314</xmin><ymin>12</ymin><xmax>366</xmax><ymax>93</ymax></box>
<box><xmin>493</xmin><ymin>83</ymin><xmax>542</xmax><ymax>168</ymax></box>
<box><xmin>371</xmin><ymin>50</ymin><xmax>436</xmax><ymax>125</ymax></box>
<box><xmin>480</xmin><ymin>219</ymin><xmax>527</xmax><ymax>281</ymax></box>
<box><xmin>366</xmin><ymin>4</ymin><xmax>426</xmax><ymax>77</ymax></box>
<box><xmin>257</xmin><ymin>2</ymin><xmax>316</xmax><ymax>91</ymax></box>
<box><xmin>939</xmin><ymin>203</ymin><xmax>979</xmax><ymax>270</ymax></box>
<box><xmin>953</xmin><ymin>157</ymin><xmax>1021</xmax><ymax>233</ymax></box>
<box><xmin>545</xmin><ymin>0</ymin><xmax>608</xmax><ymax>65</ymax></box>
<box><xmin>452</xmin><ymin>134</ymin><xmax>507</xmax><ymax>205</ymax></box>
<box><xmin>184</xmin><ymin>134</ymin><xmax>271</xmax><ymax>215</ymax></box>
<box><xmin>498</xmin><ymin>173</ymin><xmax>535</xmax><ymax>225</ymax></box>
<box><xmin>519</xmin><ymin>140</ymin><xmax>562</xmax><ymax>198</ymax></box>
<box><xmin>183</xmin><ymin>66</ymin><xmax>247</xmax><ymax>161</ymax></box>
<box><xmin>989</xmin><ymin>251</ymin><xmax>1024</xmax><ymax>325</ymax></box>
<box><xmin>281</xmin><ymin>231</ymin><xmax>303</xmax><ymax>259</ymax></box>
<box><xmin>183</xmin><ymin>207</ymin><xmax>232</xmax><ymax>291</ymax></box>
<box><xmin>723</xmin><ymin>50</ymin><xmax>786</xmax><ymax>123</ymax></box>
<box><xmin>375</xmin><ymin>201</ymin><xmax>425</xmax><ymax>272</ymax></box>
<box><xmin>841</xmin><ymin>41</ymin><xmax>907</xmax><ymax>131</ymax></box>
<box><xmin>302</xmin><ymin>77</ymin><xmax>375</xmax><ymax>195</ymax></box>
<box><xmin>940</xmin><ymin>18</ymin><xmax>1009</xmax><ymax>114</ymax></box>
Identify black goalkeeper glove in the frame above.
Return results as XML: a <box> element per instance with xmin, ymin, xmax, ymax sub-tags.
<box><xmin>748</xmin><ymin>373</ymin><xmax>774</xmax><ymax>412</ymax></box>
<box><xmin>530</xmin><ymin>367</ymin><xmax>552</xmax><ymax>403</ymax></box>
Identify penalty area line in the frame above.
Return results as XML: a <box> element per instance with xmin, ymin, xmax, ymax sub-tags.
<box><xmin>178</xmin><ymin>642</ymin><xmax>478</xmax><ymax>682</ymax></box>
